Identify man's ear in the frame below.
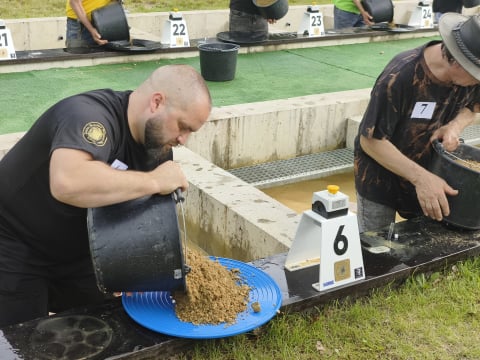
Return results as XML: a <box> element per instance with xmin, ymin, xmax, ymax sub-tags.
<box><xmin>150</xmin><ymin>92</ymin><xmax>165</xmax><ymax>112</ymax></box>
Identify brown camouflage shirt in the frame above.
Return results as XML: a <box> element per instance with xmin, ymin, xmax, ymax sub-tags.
<box><xmin>354</xmin><ymin>40</ymin><xmax>480</xmax><ymax>219</ymax></box>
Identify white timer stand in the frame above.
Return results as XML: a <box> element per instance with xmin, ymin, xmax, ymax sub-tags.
<box><xmin>285</xmin><ymin>185</ymin><xmax>365</xmax><ymax>292</ymax></box>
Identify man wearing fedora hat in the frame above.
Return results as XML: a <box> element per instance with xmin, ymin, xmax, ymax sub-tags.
<box><xmin>354</xmin><ymin>13</ymin><xmax>480</xmax><ymax>233</ymax></box>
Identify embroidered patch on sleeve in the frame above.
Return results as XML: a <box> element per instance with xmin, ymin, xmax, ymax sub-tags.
<box><xmin>82</xmin><ymin>122</ymin><xmax>107</xmax><ymax>146</ymax></box>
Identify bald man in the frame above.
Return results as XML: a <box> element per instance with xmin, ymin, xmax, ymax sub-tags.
<box><xmin>0</xmin><ymin>65</ymin><xmax>212</xmax><ymax>327</ymax></box>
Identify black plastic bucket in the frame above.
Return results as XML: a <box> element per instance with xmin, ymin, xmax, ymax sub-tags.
<box><xmin>87</xmin><ymin>194</ymin><xmax>187</xmax><ymax>293</ymax></box>
<box><xmin>361</xmin><ymin>0</ymin><xmax>394</xmax><ymax>23</ymax></box>
<box><xmin>463</xmin><ymin>0</ymin><xmax>480</xmax><ymax>8</ymax></box>
<box><xmin>198</xmin><ymin>42</ymin><xmax>240</xmax><ymax>81</ymax></box>
<box><xmin>253</xmin><ymin>0</ymin><xmax>289</xmax><ymax>20</ymax></box>
<box><xmin>429</xmin><ymin>140</ymin><xmax>480</xmax><ymax>230</ymax></box>
<box><xmin>91</xmin><ymin>2</ymin><xmax>130</xmax><ymax>41</ymax></box>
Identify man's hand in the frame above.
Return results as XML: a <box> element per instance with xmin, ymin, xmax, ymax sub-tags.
<box><xmin>90</xmin><ymin>28</ymin><xmax>108</xmax><ymax>46</ymax></box>
<box><xmin>413</xmin><ymin>171</ymin><xmax>458</xmax><ymax>221</ymax></box>
<box><xmin>361</xmin><ymin>11</ymin><xmax>374</xmax><ymax>26</ymax></box>
<box><xmin>431</xmin><ymin>107</ymin><xmax>475</xmax><ymax>151</ymax></box>
<box><xmin>360</xmin><ymin>135</ymin><xmax>457</xmax><ymax>221</ymax></box>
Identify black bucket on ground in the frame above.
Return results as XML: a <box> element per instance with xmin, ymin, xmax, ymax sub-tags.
<box><xmin>198</xmin><ymin>42</ymin><xmax>240</xmax><ymax>81</ymax></box>
<box><xmin>429</xmin><ymin>140</ymin><xmax>480</xmax><ymax>230</ymax></box>
<box><xmin>91</xmin><ymin>2</ymin><xmax>130</xmax><ymax>41</ymax></box>
<box><xmin>87</xmin><ymin>194</ymin><xmax>187</xmax><ymax>293</ymax></box>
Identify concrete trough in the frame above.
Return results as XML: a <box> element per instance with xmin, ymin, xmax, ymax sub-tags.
<box><xmin>4</xmin><ymin>2</ymin><xmax>432</xmax><ymax>52</ymax></box>
<box><xmin>0</xmin><ymin>90</ymin><xmax>367</xmax><ymax>262</ymax></box>
<box><xmin>1</xmin><ymin>92</ymin><xmax>480</xmax><ymax>262</ymax></box>
<box><xmin>2</xmin><ymin>4</ymin><xmax>480</xmax><ymax>357</ymax></box>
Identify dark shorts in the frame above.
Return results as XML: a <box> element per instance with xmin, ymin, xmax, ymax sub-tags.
<box><xmin>355</xmin><ymin>192</ymin><xmax>396</xmax><ymax>233</ymax></box>
<box><xmin>0</xmin><ymin>252</ymin><xmax>112</xmax><ymax>327</ymax></box>
<box><xmin>333</xmin><ymin>7</ymin><xmax>365</xmax><ymax>30</ymax></box>
<box><xmin>229</xmin><ymin>9</ymin><xmax>268</xmax><ymax>34</ymax></box>
<box><xmin>66</xmin><ymin>18</ymin><xmax>98</xmax><ymax>48</ymax></box>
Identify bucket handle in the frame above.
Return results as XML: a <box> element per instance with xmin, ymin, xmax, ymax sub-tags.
<box><xmin>432</xmin><ymin>139</ymin><xmax>444</xmax><ymax>153</ymax></box>
<box><xmin>431</xmin><ymin>138</ymin><xmax>464</xmax><ymax>153</ymax></box>
<box><xmin>199</xmin><ymin>44</ymin><xmax>239</xmax><ymax>52</ymax></box>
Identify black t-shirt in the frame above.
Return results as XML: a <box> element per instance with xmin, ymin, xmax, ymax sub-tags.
<box><xmin>0</xmin><ymin>89</ymin><xmax>161</xmax><ymax>269</ymax></box>
<box><xmin>354</xmin><ymin>41</ymin><xmax>480</xmax><ymax>219</ymax></box>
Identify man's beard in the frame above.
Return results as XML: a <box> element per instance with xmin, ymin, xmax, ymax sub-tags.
<box><xmin>144</xmin><ymin>118</ymin><xmax>173</xmax><ymax>167</ymax></box>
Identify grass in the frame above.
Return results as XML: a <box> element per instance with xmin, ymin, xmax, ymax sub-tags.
<box><xmin>182</xmin><ymin>259</ymin><xmax>480</xmax><ymax>359</ymax></box>
<box><xmin>0</xmin><ymin>0</ymin><xmax>331</xmax><ymax>19</ymax></box>
<box><xmin>2</xmin><ymin>1</ymin><xmax>480</xmax><ymax>359</ymax></box>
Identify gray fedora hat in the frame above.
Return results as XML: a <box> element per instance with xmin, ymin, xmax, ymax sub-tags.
<box><xmin>439</xmin><ymin>13</ymin><xmax>480</xmax><ymax>81</ymax></box>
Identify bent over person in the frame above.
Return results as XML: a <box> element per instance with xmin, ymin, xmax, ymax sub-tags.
<box><xmin>0</xmin><ymin>65</ymin><xmax>212</xmax><ymax>327</ymax></box>
<box><xmin>354</xmin><ymin>13</ymin><xmax>480</xmax><ymax>233</ymax></box>
<box><xmin>66</xmin><ymin>0</ymin><xmax>116</xmax><ymax>49</ymax></box>
<box><xmin>229</xmin><ymin>0</ymin><xmax>278</xmax><ymax>36</ymax></box>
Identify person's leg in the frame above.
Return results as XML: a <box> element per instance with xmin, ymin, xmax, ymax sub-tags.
<box><xmin>352</xmin><ymin>14</ymin><xmax>366</xmax><ymax>28</ymax></box>
<box><xmin>0</xmin><ymin>272</ymin><xmax>49</xmax><ymax>327</ymax></box>
<box><xmin>250</xmin><ymin>14</ymin><xmax>268</xmax><ymax>34</ymax></box>
<box><xmin>356</xmin><ymin>193</ymin><xmax>396</xmax><ymax>233</ymax></box>
<box><xmin>65</xmin><ymin>18</ymin><xmax>96</xmax><ymax>49</ymax></box>
<box><xmin>334</xmin><ymin>7</ymin><xmax>363</xmax><ymax>29</ymax></box>
<box><xmin>0</xmin><ymin>228</ymin><xmax>50</xmax><ymax>326</ymax></box>
<box><xmin>229</xmin><ymin>9</ymin><xmax>268</xmax><ymax>34</ymax></box>
<box><xmin>48</xmin><ymin>258</ymin><xmax>114</xmax><ymax>314</ymax></box>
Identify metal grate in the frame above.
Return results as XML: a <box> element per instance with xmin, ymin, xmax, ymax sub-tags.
<box><xmin>228</xmin><ymin>148</ymin><xmax>354</xmax><ymax>188</ymax></box>
<box><xmin>462</xmin><ymin>124</ymin><xmax>480</xmax><ymax>146</ymax></box>
<box><xmin>228</xmin><ymin>125</ymin><xmax>480</xmax><ymax>189</ymax></box>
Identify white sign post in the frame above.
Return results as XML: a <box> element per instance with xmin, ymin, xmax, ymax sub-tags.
<box><xmin>408</xmin><ymin>3</ymin><xmax>434</xmax><ymax>28</ymax></box>
<box><xmin>0</xmin><ymin>20</ymin><xmax>16</xmax><ymax>60</ymax></box>
<box><xmin>297</xmin><ymin>5</ymin><xmax>325</xmax><ymax>37</ymax></box>
<box><xmin>285</xmin><ymin>186</ymin><xmax>365</xmax><ymax>292</ymax></box>
<box><xmin>161</xmin><ymin>11</ymin><xmax>190</xmax><ymax>48</ymax></box>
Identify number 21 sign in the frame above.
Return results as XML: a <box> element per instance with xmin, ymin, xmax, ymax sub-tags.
<box><xmin>0</xmin><ymin>22</ymin><xmax>16</xmax><ymax>60</ymax></box>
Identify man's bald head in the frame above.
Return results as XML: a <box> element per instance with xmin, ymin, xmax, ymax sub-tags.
<box><xmin>137</xmin><ymin>64</ymin><xmax>212</xmax><ymax>111</ymax></box>
<box><xmin>127</xmin><ymin>65</ymin><xmax>212</xmax><ymax>147</ymax></box>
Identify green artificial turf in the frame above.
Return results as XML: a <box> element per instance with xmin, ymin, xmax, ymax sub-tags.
<box><xmin>0</xmin><ymin>36</ymin><xmax>439</xmax><ymax>134</ymax></box>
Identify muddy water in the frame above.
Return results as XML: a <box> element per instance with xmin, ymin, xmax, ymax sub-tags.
<box><xmin>183</xmin><ymin>173</ymin><xmax>357</xmax><ymax>257</ymax></box>
<box><xmin>262</xmin><ymin>172</ymin><xmax>357</xmax><ymax>214</ymax></box>
<box><xmin>263</xmin><ymin>172</ymin><xmax>406</xmax><ymax>225</ymax></box>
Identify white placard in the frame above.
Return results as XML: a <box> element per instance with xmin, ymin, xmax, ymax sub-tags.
<box><xmin>412</xmin><ymin>102</ymin><xmax>436</xmax><ymax>119</ymax></box>
<box><xmin>285</xmin><ymin>210</ymin><xmax>365</xmax><ymax>292</ymax></box>
<box><xmin>111</xmin><ymin>159</ymin><xmax>128</xmax><ymax>170</ymax></box>
<box><xmin>161</xmin><ymin>13</ymin><xmax>190</xmax><ymax>48</ymax></box>
<box><xmin>408</xmin><ymin>5</ymin><xmax>434</xmax><ymax>28</ymax></box>
<box><xmin>0</xmin><ymin>26</ymin><xmax>16</xmax><ymax>60</ymax></box>
<box><xmin>285</xmin><ymin>188</ymin><xmax>365</xmax><ymax>292</ymax></box>
<box><xmin>298</xmin><ymin>10</ymin><xmax>325</xmax><ymax>37</ymax></box>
